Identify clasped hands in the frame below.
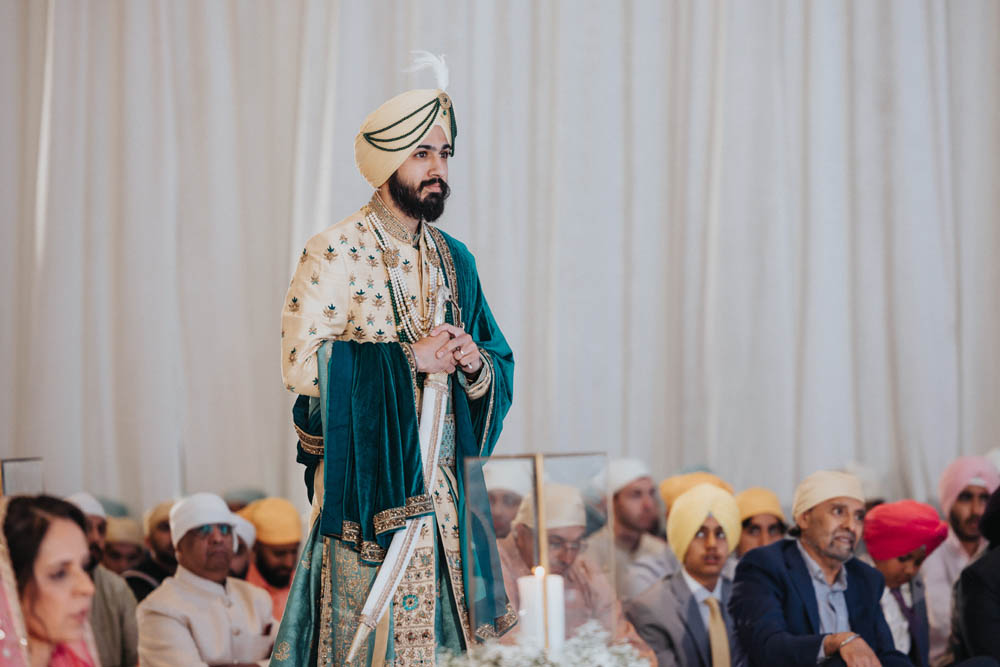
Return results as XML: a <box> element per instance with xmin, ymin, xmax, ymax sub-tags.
<box><xmin>410</xmin><ymin>324</ymin><xmax>482</xmax><ymax>376</ymax></box>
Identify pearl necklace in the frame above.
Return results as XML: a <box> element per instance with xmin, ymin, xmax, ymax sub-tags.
<box><xmin>365</xmin><ymin>198</ymin><xmax>444</xmax><ymax>343</ymax></box>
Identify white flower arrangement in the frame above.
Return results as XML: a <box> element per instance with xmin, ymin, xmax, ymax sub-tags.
<box><xmin>438</xmin><ymin>621</ymin><xmax>651</xmax><ymax>667</ymax></box>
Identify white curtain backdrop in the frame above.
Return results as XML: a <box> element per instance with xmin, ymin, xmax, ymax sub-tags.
<box><xmin>3</xmin><ymin>0</ymin><xmax>999</xmax><ymax>515</ymax></box>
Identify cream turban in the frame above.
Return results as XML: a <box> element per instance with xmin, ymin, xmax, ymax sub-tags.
<box><xmin>659</xmin><ymin>472</ymin><xmax>733</xmax><ymax>511</ymax></box>
<box><xmin>238</xmin><ymin>497</ymin><xmax>303</xmax><ymax>545</ymax></box>
<box><xmin>354</xmin><ymin>88</ymin><xmax>457</xmax><ymax>189</ymax></box>
<box><xmin>232</xmin><ymin>513</ymin><xmax>257</xmax><ymax>550</ymax></box>
<box><xmin>595</xmin><ymin>458</ymin><xmax>652</xmax><ymax>497</ymax></box>
<box><xmin>106</xmin><ymin>517</ymin><xmax>143</xmax><ymax>547</ymax></box>
<box><xmin>735</xmin><ymin>487</ymin><xmax>787</xmax><ymax>523</ymax></box>
<box><xmin>169</xmin><ymin>493</ymin><xmax>236</xmax><ymax>549</ymax></box>
<box><xmin>66</xmin><ymin>492</ymin><xmax>106</xmax><ymax>519</ymax></box>
<box><xmin>483</xmin><ymin>459</ymin><xmax>534</xmax><ymax>498</ymax></box>
<box><xmin>512</xmin><ymin>483</ymin><xmax>586</xmax><ymax>530</ymax></box>
<box><xmin>791</xmin><ymin>471</ymin><xmax>864</xmax><ymax>521</ymax></box>
<box><xmin>143</xmin><ymin>499</ymin><xmax>175</xmax><ymax>537</ymax></box>
<box><xmin>667</xmin><ymin>483</ymin><xmax>740</xmax><ymax>562</ymax></box>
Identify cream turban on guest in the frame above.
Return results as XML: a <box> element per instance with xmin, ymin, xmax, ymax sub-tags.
<box><xmin>143</xmin><ymin>499</ymin><xmax>174</xmax><ymax>537</ymax></box>
<box><xmin>512</xmin><ymin>483</ymin><xmax>586</xmax><ymax>530</ymax></box>
<box><xmin>354</xmin><ymin>53</ymin><xmax>457</xmax><ymax>189</ymax></box>
<box><xmin>791</xmin><ymin>471</ymin><xmax>864</xmax><ymax>521</ymax></box>
<box><xmin>106</xmin><ymin>517</ymin><xmax>143</xmax><ymax>547</ymax></box>
<box><xmin>659</xmin><ymin>472</ymin><xmax>733</xmax><ymax>512</ymax></box>
<box><xmin>667</xmin><ymin>484</ymin><xmax>740</xmax><ymax>562</ymax></box>
<box><xmin>594</xmin><ymin>458</ymin><xmax>653</xmax><ymax>497</ymax></box>
<box><xmin>238</xmin><ymin>497</ymin><xmax>302</xmax><ymax>545</ymax></box>
<box><xmin>736</xmin><ymin>487</ymin><xmax>787</xmax><ymax>523</ymax></box>
<box><xmin>483</xmin><ymin>459</ymin><xmax>534</xmax><ymax>498</ymax></box>
<box><xmin>169</xmin><ymin>493</ymin><xmax>237</xmax><ymax>549</ymax></box>
<box><xmin>66</xmin><ymin>492</ymin><xmax>106</xmax><ymax>519</ymax></box>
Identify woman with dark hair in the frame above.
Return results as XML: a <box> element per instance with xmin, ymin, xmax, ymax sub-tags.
<box><xmin>1</xmin><ymin>495</ymin><xmax>99</xmax><ymax>666</ymax></box>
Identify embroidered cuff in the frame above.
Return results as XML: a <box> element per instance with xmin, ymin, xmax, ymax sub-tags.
<box><xmin>458</xmin><ymin>351</ymin><xmax>492</xmax><ymax>400</ymax></box>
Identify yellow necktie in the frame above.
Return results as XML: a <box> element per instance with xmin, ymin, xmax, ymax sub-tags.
<box><xmin>704</xmin><ymin>597</ymin><xmax>731</xmax><ymax>667</ymax></box>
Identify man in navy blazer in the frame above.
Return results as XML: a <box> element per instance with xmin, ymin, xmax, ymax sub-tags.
<box><xmin>728</xmin><ymin>470</ymin><xmax>910</xmax><ymax>667</ymax></box>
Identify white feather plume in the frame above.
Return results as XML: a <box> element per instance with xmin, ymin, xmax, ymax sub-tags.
<box><xmin>403</xmin><ymin>50</ymin><xmax>449</xmax><ymax>91</ymax></box>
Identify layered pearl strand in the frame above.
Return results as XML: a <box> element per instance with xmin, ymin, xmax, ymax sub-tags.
<box><xmin>365</xmin><ymin>197</ymin><xmax>444</xmax><ymax>344</ymax></box>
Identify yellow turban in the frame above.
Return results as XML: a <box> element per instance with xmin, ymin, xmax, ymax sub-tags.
<box><xmin>354</xmin><ymin>89</ymin><xmax>457</xmax><ymax>189</ymax></box>
<box><xmin>512</xmin><ymin>483</ymin><xmax>586</xmax><ymax>530</ymax></box>
<box><xmin>659</xmin><ymin>472</ymin><xmax>733</xmax><ymax>511</ymax></box>
<box><xmin>792</xmin><ymin>470</ymin><xmax>864</xmax><ymax>521</ymax></box>
<box><xmin>143</xmin><ymin>499</ymin><xmax>175</xmax><ymax>538</ymax></box>
<box><xmin>667</xmin><ymin>483</ymin><xmax>741</xmax><ymax>562</ymax></box>
<box><xmin>106</xmin><ymin>517</ymin><xmax>143</xmax><ymax>547</ymax></box>
<box><xmin>238</xmin><ymin>497</ymin><xmax>303</xmax><ymax>545</ymax></box>
<box><xmin>735</xmin><ymin>487</ymin><xmax>786</xmax><ymax>523</ymax></box>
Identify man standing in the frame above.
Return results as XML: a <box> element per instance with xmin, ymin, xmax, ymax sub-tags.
<box><xmin>274</xmin><ymin>54</ymin><xmax>514</xmax><ymax>665</ymax></box>
<box><xmin>728</xmin><ymin>470</ymin><xmax>910</xmax><ymax>666</ymax></box>
<box><xmin>123</xmin><ymin>499</ymin><xmax>176</xmax><ymax>602</ymax></box>
<box><xmin>238</xmin><ymin>497</ymin><xmax>302</xmax><ymax>621</ymax></box>
<box><xmin>922</xmin><ymin>456</ymin><xmax>1000</xmax><ymax>664</ymax></box>
<box><xmin>67</xmin><ymin>491</ymin><xmax>139</xmax><ymax>667</ymax></box>
<box><xmin>590</xmin><ymin>458</ymin><xmax>667</xmax><ymax>597</ymax></box>
<box><xmin>862</xmin><ymin>500</ymin><xmax>948</xmax><ymax>666</ymax></box>
<box><xmin>137</xmin><ymin>493</ymin><xmax>275</xmax><ymax>667</ymax></box>
<box><xmin>627</xmin><ymin>483</ymin><xmax>746</xmax><ymax>667</ymax></box>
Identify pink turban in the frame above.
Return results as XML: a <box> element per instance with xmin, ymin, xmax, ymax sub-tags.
<box><xmin>863</xmin><ymin>500</ymin><xmax>948</xmax><ymax>561</ymax></box>
<box><xmin>938</xmin><ymin>456</ymin><xmax>1000</xmax><ymax>517</ymax></box>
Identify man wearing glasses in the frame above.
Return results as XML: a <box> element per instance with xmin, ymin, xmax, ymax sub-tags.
<box><xmin>136</xmin><ymin>493</ymin><xmax>276</xmax><ymax>667</ymax></box>
<box><xmin>495</xmin><ymin>483</ymin><xmax>655</xmax><ymax>663</ymax></box>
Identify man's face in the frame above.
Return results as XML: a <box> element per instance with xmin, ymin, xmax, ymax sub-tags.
<box><xmin>176</xmin><ymin>523</ymin><xmax>234</xmax><ymax>584</ymax></box>
<box><xmin>513</xmin><ymin>524</ymin><xmax>587</xmax><ymax>576</ymax></box>
<box><xmin>737</xmin><ymin>513</ymin><xmax>787</xmax><ymax>556</ymax></box>
<box><xmin>83</xmin><ymin>515</ymin><xmax>107</xmax><ymax>571</ymax></box>
<box><xmin>949</xmin><ymin>484</ymin><xmax>990</xmax><ymax>542</ymax></box>
<box><xmin>102</xmin><ymin>541</ymin><xmax>143</xmax><ymax>574</ymax></box>
<box><xmin>488</xmin><ymin>490</ymin><xmax>522</xmax><ymax>539</ymax></box>
<box><xmin>387</xmin><ymin>126</ymin><xmax>452</xmax><ymax>222</ymax></box>
<box><xmin>230</xmin><ymin>537</ymin><xmax>251</xmax><ymax>579</ymax></box>
<box><xmin>147</xmin><ymin>519</ymin><xmax>176</xmax><ymax>567</ymax></box>
<box><xmin>254</xmin><ymin>541</ymin><xmax>300</xmax><ymax>589</ymax></box>
<box><xmin>798</xmin><ymin>497</ymin><xmax>865</xmax><ymax>564</ymax></box>
<box><xmin>613</xmin><ymin>477</ymin><xmax>659</xmax><ymax>535</ymax></box>
<box><xmin>873</xmin><ymin>546</ymin><xmax>927</xmax><ymax>590</ymax></box>
<box><xmin>683</xmin><ymin>516</ymin><xmax>728</xmax><ymax>586</ymax></box>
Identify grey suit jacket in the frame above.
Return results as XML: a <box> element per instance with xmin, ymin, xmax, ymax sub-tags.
<box><xmin>626</xmin><ymin>572</ymin><xmax>746</xmax><ymax>667</ymax></box>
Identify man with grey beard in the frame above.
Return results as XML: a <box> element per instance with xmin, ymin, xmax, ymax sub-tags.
<box><xmin>728</xmin><ymin>471</ymin><xmax>909</xmax><ymax>667</ymax></box>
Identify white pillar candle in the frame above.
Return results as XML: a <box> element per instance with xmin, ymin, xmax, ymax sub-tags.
<box><xmin>516</xmin><ymin>567</ymin><xmax>566</xmax><ymax>653</ymax></box>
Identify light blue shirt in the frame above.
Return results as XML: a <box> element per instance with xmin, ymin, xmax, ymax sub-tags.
<box><xmin>681</xmin><ymin>567</ymin><xmax>724</xmax><ymax>633</ymax></box>
<box><xmin>796</xmin><ymin>540</ymin><xmax>850</xmax><ymax>662</ymax></box>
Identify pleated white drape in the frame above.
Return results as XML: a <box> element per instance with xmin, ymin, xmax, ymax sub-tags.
<box><xmin>2</xmin><ymin>0</ymin><xmax>999</xmax><ymax>514</ymax></box>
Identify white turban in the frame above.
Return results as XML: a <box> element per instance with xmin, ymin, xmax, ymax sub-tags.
<box><xmin>483</xmin><ymin>460</ymin><xmax>534</xmax><ymax>498</ymax></box>
<box><xmin>169</xmin><ymin>492</ymin><xmax>236</xmax><ymax>549</ymax></box>
<box><xmin>66</xmin><ymin>492</ymin><xmax>106</xmax><ymax>519</ymax></box>
<box><xmin>595</xmin><ymin>458</ymin><xmax>652</xmax><ymax>497</ymax></box>
<box><xmin>512</xmin><ymin>483</ymin><xmax>586</xmax><ymax>530</ymax></box>
<box><xmin>792</xmin><ymin>471</ymin><xmax>865</xmax><ymax>521</ymax></box>
<box><xmin>232</xmin><ymin>513</ymin><xmax>257</xmax><ymax>550</ymax></box>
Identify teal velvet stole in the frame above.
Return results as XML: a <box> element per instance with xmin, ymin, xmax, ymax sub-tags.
<box><xmin>291</xmin><ymin>228</ymin><xmax>515</xmax><ymax>639</ymax></box>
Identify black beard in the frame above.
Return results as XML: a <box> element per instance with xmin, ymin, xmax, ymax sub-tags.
<box><xmin>388</xmin><ymin>172</ymin><xmax>450</xmax><ymax>223</ymax></box>
<box><xmin>255</xmin><ymin>552</ymin><xmax>292</xmax><ymax>588</ymax></box>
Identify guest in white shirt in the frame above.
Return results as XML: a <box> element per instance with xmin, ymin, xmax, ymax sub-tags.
<box><xmin>921</xmin><ymin>456</ymin><xmax>1000</xmax><ymax>665</ymax></box>
<box><xmin>136</xmin><ymin>492</ymin><xmax>275</xmax><ymax>667</ymax></box>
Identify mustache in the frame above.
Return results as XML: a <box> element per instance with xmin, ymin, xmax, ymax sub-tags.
<box><xmin>420</xmin><ymin>178</ymin><xmax>449</xmax><ymax>193</ymax></box>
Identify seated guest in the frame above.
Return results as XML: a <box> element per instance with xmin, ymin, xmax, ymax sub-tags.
<box><xmin>953</xmin><ymin>487</ymin><xmax>1000</xmax><ymax>662</ymax></box>
<box><xmin>728</xmin><ymin>470</ymin><xmax>910</xmax><ymax>666</ymax></box>
<box><xmin>102</xmin><ymin>517</ymin><xmax>144</xmax><ymax>575</ymax></box>
<box><xmin>496</xmin><ymin>483</ymin><xmax>656</xmax><ymax>664</ymax></box>
<box><xmin>623</xmin><ymin>472</ymin><xmax>733</xmax><ymax>600</ymax></box>
<box><xmin>734</xmin><ymin>488</ymin><xmax>787</xmax><ymax>557</ymax></box>
<box><xmin>237</xmin><ymin>498</ymin><xmax>301</xmax><ymax>621</ymax></box>
<box><xmin>626</xmin><ymin>483</ymin><xmax>746</xmax><ymax>667</ymax></box>
<box><xmin>863</xmin><ymin>500</ymin><xmax>948</xmax><ymax>666</ymax></box>
<box><xmin>922</xmin><ymin>456</ymin><xmax>1000</xmax><ymax>664</ymax></box>
<box><xmin>483</xmin><ymin>459</ymin><xmax>533</xmax><ymax>539</ymax></box>
<box><xmin>123</xmin><ymin>499</ymin><xmax>176</xmax><ymax>603</ymax></box>
<box><xmin>224</xmin><ymin>488</ymin><xmax>267</xmax><ymax>514</ymax></box>
<box><xmin>67</xmin><ymin>492</ymin><xmax>138</xmax><ymax>667</ymax></box>
<box><xmin>589</xmin><ymin>458</ymin><xmax>668</xmax><ymax>598</ymax></box>
<box><xmin>137</xmin><ymin>492</ymin><xmax>275</xmax><ymax>667</ymax></box>
<box><xmin>230</xmin><ymin>513</ymin><xmax>257</xmax><ymax>580</ymax></box>
<box><xmin>1</xmin><ymin>495</ymin><xmax>99</xmax><ymax>666</ymax></box>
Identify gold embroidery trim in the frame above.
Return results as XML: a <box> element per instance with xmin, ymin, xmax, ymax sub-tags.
<box><xmin>372</xmin><ymin>494</ymin><xmax>434</xmax><ymax>535</ymax></box>
<box><xmin>426</xmin><ymin>226</ymin><xmax>462</xmax><ymax>327</ymax></box>
<box><xmin>337</xmin><ymin>521</ymin><xmax>388</xmax><ymax>563</ymax></box>
<box><xmin>399</xmin><ymin>342</ymin><xmax>420</xmax><ymax>418</ymax></box>
<box><xmin>476</xmin><ymin>605</ymin><xmax>519</xmax><ymax>639</ymax></box>
<box><xmin>294</xmin><ymin>422</ymin><xmax>324</xmax><ymax>455</ymax></box>
<box><xmin>478</xmin><ymin>352</ymin><xmax>497</xmax><ymax>456</ymax></box>
<box><xmin>368</xmin><ymin>193</ymin><xmax>420</xmax><ymax>246</ymax></box>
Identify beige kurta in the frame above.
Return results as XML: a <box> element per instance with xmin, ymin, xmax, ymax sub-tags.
<box><xmin>90</xmin><ymin>563</ymin><xmax>138</xmax><ymax>667</ymax></box>
<box><xmin>588</xmin><ymin>525</ymin><xmax>668</xmax><ymax>599</ymax></box>
<box><xmin>136</xmin><ymin>566</ymin><xmax>276</xmax><ymax>667</ymax></box>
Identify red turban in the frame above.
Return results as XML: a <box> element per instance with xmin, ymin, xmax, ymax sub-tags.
<box><xmin>863</xmin><ymin>500</ymin><xmax>948</xmax><ymax>561</ymax></box>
